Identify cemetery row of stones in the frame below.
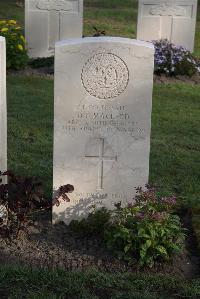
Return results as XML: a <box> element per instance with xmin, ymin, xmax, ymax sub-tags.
<box><xmin>0</xmin><ymin>0</ymin><xmax>200</xmax><ymax>77</ymax></box>
<box><xmin>0</xmin><ymin>0</ymin><xmax>199</xmax><ymax>271</ymax></box>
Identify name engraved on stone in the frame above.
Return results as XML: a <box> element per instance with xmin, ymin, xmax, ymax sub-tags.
<box><xmin>36</xmin><ymin>0</ymin><xmax>77</xmax><ymax>11</ymax></box>
<box><xmin>62</xmin><ymin>103</ymin><xmax>146</xmax><ymax>138</ymax></box>
<box><xmin>81</xmin><ymin>53</ymin><xmax>129</xmax><ymax>99</ymax></box>
<box><xmin>150</xmin><ymin>3</ymin><xmax>186</xmax><ymax>17</ymax></box>
<box><xmin>85</xmin><ymin>138</ymin><xmax>117</xmax><ymax>190</ymax></box>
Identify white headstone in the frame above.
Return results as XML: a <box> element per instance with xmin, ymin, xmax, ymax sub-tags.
<box><xmin>137</xmin><ymin>0</ymin><xmax>198</xmax><ymax>52</ymax></box>
<box><xmin>25</xmin><ymin>0</ymin><xmax>83</xmax><ymax>58</ymax></box>
<box><xmin>0</xmin><ymin>37</ymin><xmax>7</xmax><ymax>182</ymax></box>
<box><xmin>53</xmin><ymin>37</ymin><xmax>154</xmax><ymax>224</ymax></box>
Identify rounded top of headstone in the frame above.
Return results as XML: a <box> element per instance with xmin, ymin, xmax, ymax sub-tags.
<box><xmin>55</xmin><ymin>36</ymin><xmax>155</xmax><ymax>50</ymax></box>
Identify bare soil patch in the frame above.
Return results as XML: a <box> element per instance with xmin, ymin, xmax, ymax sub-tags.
<box><xmin>0</xmin><ymin>209</ymin><xmax>199</xmax><ymax>279</ymax></box>
<box><xmin>154</xmin><ymin>74</ymin><xmax>200</xmax><ymax>85</ymax></box>
<box><xmin>8</xmin><ymin>66</ymin><xmax>54</xmax><ymax>79</ymax></box>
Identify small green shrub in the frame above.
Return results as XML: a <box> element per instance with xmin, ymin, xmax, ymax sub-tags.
<box><xmin>28</xmin><ymin>56</ymin><xmax>54</xmax><ymax>69</ymax></box>
<box><xmin>105</xmin><ymin>186</ymin><xmax>186</xmax><ymax>267</ymax></box>
<box><xmin>0</xmin><ymin>20</ymin><xmax>28</xmax><ymax>70</ymax></box>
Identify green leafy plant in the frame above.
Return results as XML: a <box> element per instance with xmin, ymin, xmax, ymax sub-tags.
<box><xmin>0</xmin><ymin>20</ymin><xmax>28</xmax><ymax>69</ymax></box>
<box><xmin>28</xmin><ymin>56</ymin><xmax>54</xmax><ymax>69</ymax></box>
<box><xmin>105</xmin><ymin>186</ymin><xmax>186</xmax><ymax>267</ymax></box>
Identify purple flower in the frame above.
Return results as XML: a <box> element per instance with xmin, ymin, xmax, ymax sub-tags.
<box><xmin>161</xmin><ymin>196</ymin><xmax>177</xmax><ymax>206</ymax></box>
<box><xmin>135</xmin><ymin>212</ymin><xmax>145</xmax><ymax>220</ymax></box>
<box><xmin>152</xmin><ymin>39</ymin><xmax>199</xmax><ymax>76</ymax></box>
<box><xmin>151</xmin><ymin>212</ymin><xmax>166</xmax><ymax>221</ymax></box>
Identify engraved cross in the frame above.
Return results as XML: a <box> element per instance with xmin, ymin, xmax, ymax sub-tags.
<box><xmin>149</xmin><ymin>2</ymin><xmax>187</xmax><ymax>41</ymax></box>
<box><xmin>36</xmin><ymin>0</ymin><xmax>76</xmax><ymax>50</ymax></box>
<box><xmin>85</xmin><ymin>138</ymin><xmax>117</xmax><ymax>190</ymax></box>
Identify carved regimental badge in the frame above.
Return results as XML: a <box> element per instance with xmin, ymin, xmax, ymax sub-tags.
<box><xmin>81</xmin><ymin>53</ymin><xmax>129</xmax><ymax>99</ymax></box>
<box><xmin>36</xmin><ymin>0</ymin><xmax>76</xmax><ymax>11</ymax></box>
<box><xmin>150</xmin><ymin>2</ymin><xmax>186</xmax><ymax>16</ymax></box>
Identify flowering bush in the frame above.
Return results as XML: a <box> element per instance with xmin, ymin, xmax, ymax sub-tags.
<box><xmin>153</xmin><ymin>39</ymin><xmax>200</xmax><ymax>77</ymax></box>
<box><xmin>0</xmin><ymin>20</ymin><xmax>28</xmax><ymax>70</ymax></box>
<box><xmin>105</xmin><ymin>186</ymin><xmax>185</xmax><ymax>267</ymax></box>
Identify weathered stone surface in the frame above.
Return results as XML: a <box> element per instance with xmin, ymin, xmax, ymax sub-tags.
<box><xmin>25</xmin><ymin>0</ymin><xmax>83</xmax><ymax>58</ymax></box>
<box><xmin>0</xmin><ymin>36</ymin><xmax>7</xmax><ymax>183</ymax></box>
<box><xmin>53</xmin><ymin>37</ymin><xmax>154</xmax><ymax>224</ymax></box>
<box><xmin>137</xmin><ymin>0</ymin><xmax>198</xmax><ymax>52</ymax></box>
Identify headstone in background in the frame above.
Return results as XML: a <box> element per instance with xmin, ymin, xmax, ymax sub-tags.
<box><xmin>53</xmin><ymin>37</ymin><xmax>154</xmax><ymax>224</ymax></box>
<box><xmin>0</xmin><ymin>36</ymin><xmax>7</xmax><ymax>183</ymax></box>
<box><xmin>25</xmin><ymin>0</ymin><xmax>83</xmax><ymax>58</ymax></box>
<box><xmin>137</xmin><ymin>0</ymin><xmax>198</xmax><ymax>52</ymax></box>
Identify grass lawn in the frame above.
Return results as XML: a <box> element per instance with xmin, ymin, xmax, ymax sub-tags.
<box><xmin>0</xmin><ymin>266</ymin><xmax>200</xmax><ymax>299</ymax></box>
<box><xmin>7</xmin><ymin>75</ymin><xmax>53</xmax><ymax>196</ymax></box>
<box><xmin>0</xmin><ymin>0</ymin><xmax>24</xmax><ymax>24</ymax></box>
<box><xmin>150</xmin><ymin>83</ymin><xmax>200</xmax><ymax>206</ymax></box>
<box><xmin>7</xmin><ymin>75</ymin><xmax>200</xmax><ymax>205</ymax></box>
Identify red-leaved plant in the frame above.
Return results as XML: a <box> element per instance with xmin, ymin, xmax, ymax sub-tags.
<box><xmin>0</xmin><ymin>171</ymin><xmax>50</xmax><ymax>238</ymax></box>
<box><xmin>0</xmin><ymin>171</ymin><xmax>74</xmax><ymax>239</ymax></box>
